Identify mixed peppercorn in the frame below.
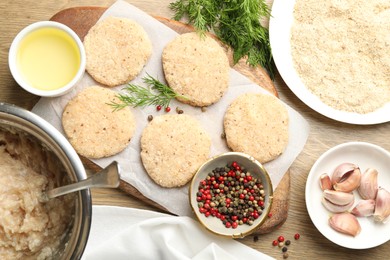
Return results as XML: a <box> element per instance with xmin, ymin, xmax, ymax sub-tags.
<box><xmin>270</xmin><ymin>233</ymin><xmax>300</xmax><ymax>259</ymax></box>
<box><xmin>196</xmin><ymin>161</ymin><xmax>266</xmax><ymax>228</ymax></box>
<box><xmin>253</xmin><ymin>233</ymin><xmax>301</xmax><ymax>258</ymax></box>
<box><xmin>148</xmin><ymin>105</ymin><xmax>184</xmax><ymax>121</ymax></box>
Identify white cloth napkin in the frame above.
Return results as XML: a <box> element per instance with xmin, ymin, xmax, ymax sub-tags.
<box><xmin>81</xmin><ymin>206</ymin><xmax>274</xmax><ymax>260</ymax></box>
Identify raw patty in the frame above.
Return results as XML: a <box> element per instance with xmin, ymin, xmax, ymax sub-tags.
<box><xmin>224</xmin><ymin>93</ymin><xmax>289</xmax><ymax>163</ymax></box>
<box><xmin>140</xmin><ymin>114</ymin><xmax>211</xmax><ymax>188</ymax></box>
<box><xmin>162</xmin><ymin>32</ymin><xmax>230</xmax><ymax>107</ymax></box>
<box><xmin>62</xmin><ymin>86</ymin><xmax>136</xmax><ymax>158</ymax></box>
<box><xmin>84</xmin><ymin>16</ymin><xmax>152</xmax><ymax>87</ymax></box>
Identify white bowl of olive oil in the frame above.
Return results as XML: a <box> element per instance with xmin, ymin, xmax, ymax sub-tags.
<box><xmin>8</xmin><ymin>21</ymin><xmax>86</xmax><ymax>97</ymax></box>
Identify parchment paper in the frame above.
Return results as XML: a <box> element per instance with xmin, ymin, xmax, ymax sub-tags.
<box><xmin>32</xmin><ymin>0</ymin><xmax>309</xmax><ymax>216</ymax></box>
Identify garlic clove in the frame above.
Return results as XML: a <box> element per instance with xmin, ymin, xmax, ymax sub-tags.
<box><xmin>373</xmin><ymin>187</ymin><xmax>390</xmax><ymax>223</ymax></box>
<box><xmin>357</xmin><ymin>168</ymin><xmax>378</xmax><ymax>200</ymax></box>
<box><xmin>323</xmin><ymin>190</ymin><xmax>354</xmax><ymax>205</ymax></box>
<box><xmin>322</xmin><ymin>197</ymin><xmax>354</xmax><ymax>213</ymax></box>
<box><xmin>333</xmin><ymin>167</ymin><xmax>361</xmax><ymax>193</ymax></box>
<box><xmin>351</xmin><ymin>199</ymin><xmax>375</xmax><ymax>217</ymax></box>
<box><xmin>329</xmin><ymin>212</ymin><xmax>361</xmax><ymax>237</ymax></box>
<box><xmin>331</xmin><ymin>163</ymin><xmax>358</xmax><ymax>185</ymax></box>
<box><xmin>319</xmin><ymin>173</ymin><xmax>332</xmax><ymax>191</ymax></box>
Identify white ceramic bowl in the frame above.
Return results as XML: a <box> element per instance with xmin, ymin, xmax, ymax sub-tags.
<box><xmin>306</xmin><ymin>142</ymin><xmax>390</xmax><ymax>249</ymax></box>
<box><xmin>8</xmin><ymin>21</ymin><xmax>86</xmax><ymax>97</ymax></box>
<box><xmin>190</xmin><ymin>152</ymin><xmax>273</xmax><ymax>238</ymax></box>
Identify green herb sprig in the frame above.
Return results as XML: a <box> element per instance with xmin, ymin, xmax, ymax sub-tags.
<box><xmin>169</xmin><ymin>0</ymin><xmax>275</xmax><ymax>78</ymax></box>
<box><xmin>110</xmin><ymin>74</ymin><xmax>185</xmax><ymax>110</ymax></box>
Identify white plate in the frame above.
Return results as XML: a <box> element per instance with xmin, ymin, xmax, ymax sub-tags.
<box><xmin>269</xmin><ymin>0</ymin><xmax>390</xmax><ymax>125</ymax></box>
<box><xmin>305</xmin><ymin>142</ymin><xmax>390</xmax><ymax>249</ymax></box>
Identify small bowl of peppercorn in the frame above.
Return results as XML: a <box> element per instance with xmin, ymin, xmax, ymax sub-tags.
<box><xmin>189</xmin><ymin>152</ymin><xmax>273</xmax><ymax>238</ymax></box>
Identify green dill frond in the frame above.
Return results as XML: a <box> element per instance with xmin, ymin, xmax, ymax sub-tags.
<box><xmin>109</xmin><ymin>74</ymin><xmax>185</xmax><ymax>110</ymax></box>
<box><xmin>169</xmin><ymin>0</ymin><xmax>275</xmax><ymax>79</ymax></box>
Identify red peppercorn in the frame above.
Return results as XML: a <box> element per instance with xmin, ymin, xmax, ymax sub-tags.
<box><xmin>165</xmin><ymin>106</ymin><xmax>171</xmax><ymax>112</ymax></box>
<box><xmin>272</xmin><ymin>240</ymin><xmax>278</xmax><ymax>246</ymax></box>
<box><xmin>196</xmin><ymin>162</ymin><xmax>266</xmax><ymax>230</ymax></box>
<box><xmin>278</xmin><ymin>236</ymin><xmax>285</xmax><ymax>242</ymax></box>
<box><xmin>268</xmin><ymin>213</ymin><xmax>272</xmax><ymax>218</ymax></box>
<box><xmin>156</xmin><ymin>105</ymin><xmax>162</xmax><ymax>111</ymax></box>
<box><xmin>294</xmin><ymin>233</ymin><xmax>300</xmax><ymax>240</ymax></box>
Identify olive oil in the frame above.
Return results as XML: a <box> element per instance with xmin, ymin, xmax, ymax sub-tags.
<box><xmin>16</xmin><ymin>27</ymin><xmax>80</xmax><ymax>91</ymax></box>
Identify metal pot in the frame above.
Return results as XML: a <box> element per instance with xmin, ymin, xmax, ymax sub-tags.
<box><xmin>0</xmin><ymin>102</ymin><xmax>91</xmax><ymax>259</ymax></box>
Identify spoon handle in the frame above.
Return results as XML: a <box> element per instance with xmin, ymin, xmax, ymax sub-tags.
<box><xmin>47</xmin><ymin>161</ymin><xmax>120</xmax><ymax>199</ymax></box>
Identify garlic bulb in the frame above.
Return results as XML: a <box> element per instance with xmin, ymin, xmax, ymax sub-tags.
<box><xmin>332</xmin><ymin>163</ymin><xmax>361</xmax><ymax>193</ymax></box>
<box><xmin>319</xmin><ymin>173</ymin><xmax>332</xmax><ymax>191</ymax></box>
<box><xmin>358</xmin><ymin>168</ymin><xmax>378</xmax><ymax>200</ymax></box>
<box><xmin>322</xmin><ymin>197</ymin><xmax>354</xmax><ymax>213</ymax></box>
<box><xmin>329</xmin><ymin>212</ymin><xmax>361</xmax><ymax>237</ymax></box>
<box><xmin>373</xmin><ymin>187</ymin><xmax>390</xmax><ymax>223</ymax></box>
<box><xmin>323</xmin><ymin>190</ymin><xmax>354</xmax><ymax>205</ymax></box>
<box><xmin>331</xmin><ymin>163</ymin><xmax>358</xmax><ymax>184</ymax></box>
<box><xmin>351</xmin><ymin>199</ymin><xmax>375</xmax><ymax>217</ymax></box>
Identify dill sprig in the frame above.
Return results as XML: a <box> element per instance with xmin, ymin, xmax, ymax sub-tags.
<box><xmin>110</xmin><ymin>74</ymin><xmax>184</xmax><ymax>110</ymax></box>
<box><xmin>169</xmin><ymin>0</ymin><xmax>275</xmax><ymax>79</ymax></box>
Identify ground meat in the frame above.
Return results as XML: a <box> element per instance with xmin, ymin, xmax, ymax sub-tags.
<box><xmin>0</xmin><ymin>128</ymin><xmax>74</xmax><ymax>259</ymax></box>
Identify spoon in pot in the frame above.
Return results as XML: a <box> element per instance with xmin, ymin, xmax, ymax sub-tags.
<box><xmin>46</xmin><ymin>161</ymin><xmax>120</xmax><ymax>199</ymax></box>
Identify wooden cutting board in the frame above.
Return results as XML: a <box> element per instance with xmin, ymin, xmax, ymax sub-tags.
<box><xmin>50</xmin><ymin>6</ymin><xmax>290</xmax><ymax>234</ymax></box>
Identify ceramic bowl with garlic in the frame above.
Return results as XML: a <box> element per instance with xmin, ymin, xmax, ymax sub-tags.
<box><xmin>305</xmin><ymin>142</ymin><xmax>390</xmax><ymax>249</ymax></box>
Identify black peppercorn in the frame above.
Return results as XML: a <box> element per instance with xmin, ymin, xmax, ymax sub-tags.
<box><xmin>196</xmin><ymin>161</ymin><xmax>266</xmax><ymax>229</ymax></box>
<box><xmin>282</xmin><ymin>246</ymin><xmax>288</xmax><ymax>252</ymax></box>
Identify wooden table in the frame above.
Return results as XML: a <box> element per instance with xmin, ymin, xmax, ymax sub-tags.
<box><xmin>1</xmin><ymin>1</ymin><xmax>389</xmax><ymax>259</ymax></box>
